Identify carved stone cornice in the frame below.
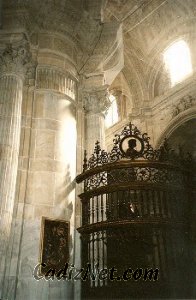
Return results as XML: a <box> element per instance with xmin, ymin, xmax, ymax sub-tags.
<box><xmin>83</xmin><ymin>86</ymin><xmax>110</xmax><ymax>114</ymax></box>
<box><xmin>172</xmin><ymin>95</ymin><xmax>196</xmax><ymax>118</ymax></box>
<box><xmin>0</xmin><ymin>42</ymin><xmax>32</xmax><ymax>78</ymax></box>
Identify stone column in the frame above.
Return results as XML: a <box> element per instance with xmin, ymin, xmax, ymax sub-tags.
<box><xmin>83</xmin><ymin>86</ymin><xmax>110</xmax><ymax>155</ymax></box>
<box><xmin>0</xmin><ymin>42</ymin><xmax>31</xmax><ymax>293</ymax></box>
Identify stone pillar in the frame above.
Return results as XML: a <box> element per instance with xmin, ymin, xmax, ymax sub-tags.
<box><xmin>0</xmin><ymin>42</ymin><xmax>31</xmax><ymax>293</ymax></box>
<box><xmin>8</xmin><ymin>66</ymin><xmax>77</xmax><ymax>300</ymax></box>
<box><xmin>83</xmin><ymin>86</ymin><xmax>110</xmax><ymax>155</ymax></box>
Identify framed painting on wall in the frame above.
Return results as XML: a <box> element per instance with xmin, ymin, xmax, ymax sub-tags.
<box><xmin>39</xmin><ymin>217</ymin><xmax>69</xmax><ymax>274</ymax></box>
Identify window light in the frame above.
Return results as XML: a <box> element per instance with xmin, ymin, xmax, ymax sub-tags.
<box><xmin>105</xmin><ymin>94</ymin><xmax>119</xmax><ymax>128</ymax></box>
<box><xmin>163</xmin><ymin>40</ymin><xmax>192</xmax><ymax>86</ymax></box>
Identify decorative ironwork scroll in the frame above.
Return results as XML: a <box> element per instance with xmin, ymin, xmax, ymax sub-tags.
<box><xmin>82</xmin><ymin>122</ymin><xmax>192</xmax><ymax>172</ymax></box>
<box><xmin>76</xmin><ymin>122</ymin><xmax>194</xmax><ymax>299</ymax></box>
<box><xmin>39</xmin><ymin>218</ymin><xmax>69</xmax><ymax>274</ymax></box>
<box><xmin>83</xmin><ymin>165</ymin><xmax>185</xmax><ymax>191</ymax></box>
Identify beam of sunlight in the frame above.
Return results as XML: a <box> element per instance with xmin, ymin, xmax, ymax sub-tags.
<box><xmin>58</xmin><ymin>100</ymin><xmax>76</xmax><ymax>181</ymax></box>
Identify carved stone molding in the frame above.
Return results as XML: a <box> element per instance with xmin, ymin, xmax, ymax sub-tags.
<box><xmin>36</xmin><ymin>67</ymin><xmax>77</xmax><ymax>100</ymax></box>
<box><xmin>172</xmin><ymin>95</ymin><xmax>196</xmax><ymax>118</ymax></box>
<box><xmin>0</xmin><ymin>42</ymin><xmax>32</xmax><ymax>78</ymax></box>
<box><xmin>25</xmin><ymin>60</ymin><xmax>37</xmax><ymax>82</ymax></box>
<box><xmin>83</xmin><ymin>86</ymin><xmax>110</xmax><ymax>114</ymax></box>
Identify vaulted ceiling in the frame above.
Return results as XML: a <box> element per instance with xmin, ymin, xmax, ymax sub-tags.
<box><xmin>3</xmin><ymin>0</ymin><xmax>196</xmax><ymax>109</ymax></box>
<box><xmin>104</xmin><ymin>0</ymin><xmax>196</xmax><ymax>107</ymax></box>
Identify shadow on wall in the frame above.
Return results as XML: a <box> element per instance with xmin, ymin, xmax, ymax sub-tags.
<box><xmin>167</xmin><ymin>118</ymin><xmax>196</xmax><ymax>299</ymax></box>
<box><xmin>55</xmin><ymin>164</ymin><xmax>76</xmax><ymax>221</ymax></box>
<box><xmin>167</xmin><ymin>118</ymin><xmax>196</xmax><ymax>159</ymax></box>
<box><xmin>53</xmin><ymin>164</ymin><xmax>76</xmax><ymax>259</ymax></box>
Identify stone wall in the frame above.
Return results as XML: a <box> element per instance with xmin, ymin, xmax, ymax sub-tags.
<box><xmin>0</xmin><ymin>33</ymin><xmax>79</xmax><ymax>299</ymax></box>
<box><xmin>2</xmin><ymin>1</ymin><xmax>196</xmax><ymax>300</ymax></box>
<box><xmin>0</xmin><ymin>1</ymin><xmax>124</xmax><ymax>298</ymax></box>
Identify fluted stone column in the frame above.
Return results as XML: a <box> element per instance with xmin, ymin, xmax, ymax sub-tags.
<box><xmin>0</xmin><ymin>42</ymin><xmax>31</xmax><ymax>293</ymax></box>
<box><xmin>83</xmin><ymin>86</ymin><xmax>110</xmax><ymax>155</ymax></box>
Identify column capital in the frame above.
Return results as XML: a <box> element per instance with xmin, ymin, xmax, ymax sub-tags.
<box><xmin>0</xmin><ymin>41</ymin><xmax>32</xmax><ymax>79</ymax></box>
<box><xmin>110</xmin><ymin>89</ymin><xmax>122</xmax><ymax>98</ymax></box>
<box><xmin>83</xmin><ymin>86</ymin><xmax>110</xmax><ymax>114</ymax></box>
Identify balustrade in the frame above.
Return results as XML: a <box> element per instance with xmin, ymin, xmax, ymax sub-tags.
<box><xmin>76</xmin><ymin>123</ymin><xmax>193</xmax><ymax>298</ymax></box>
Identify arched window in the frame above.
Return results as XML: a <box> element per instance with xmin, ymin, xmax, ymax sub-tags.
<box><xmin>163</xmin><ymin>40</ymin><xmax>192</xmax><ymax>86</ymax></box>
<box><xmin>105</xmin><ymin>94</ymin><xmax>119</xmax><ymax>128</ymax></box>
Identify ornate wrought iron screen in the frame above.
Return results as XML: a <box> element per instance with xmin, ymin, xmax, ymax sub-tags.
<box><xmin>76</xmin><ymin>123</ymin><xmax>193</xmax><ymax>299</ymax></box>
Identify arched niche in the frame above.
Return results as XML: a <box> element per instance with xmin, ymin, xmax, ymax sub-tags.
<box><xmin>156</xmin><ymin>108</ymin><xmax>196</xmax><ymax>149</ymax></box>
<box><xmin>166</xmin><ymin>118</ymin><xmax>196</xmax><ymax>159</ymax></box>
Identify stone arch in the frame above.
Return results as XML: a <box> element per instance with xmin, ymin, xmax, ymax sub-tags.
<box><xmin>123</xmin><ymin>54</ymin><xmax>147</xmax><ymax>107</ymax></box>
<box><xmin>148</xmin><ymin>33</ymin><xmax>191</xmax><ymax>99</ymax></box>
<box><xmin>153</xmin><ymin>64</ymin><xmax>170</xmax><ymax>97</ymax></box>
<box><xmin>147</xmin><ymin>18</ymin><xmax>196</xmax><ymax>99</ymax></box>
<box><xmin>155</xmin><ymin>108</ymin><xmax>196</xmax><ymax>148</ymax></box>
